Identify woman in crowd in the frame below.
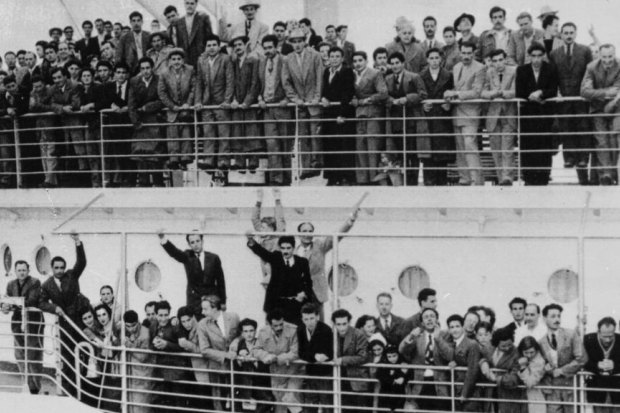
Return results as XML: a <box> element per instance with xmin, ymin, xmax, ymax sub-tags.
<box><xmin>517</xmin><ymin>336</ymin><xmax>547</xmax><ymax>413</ymax></box>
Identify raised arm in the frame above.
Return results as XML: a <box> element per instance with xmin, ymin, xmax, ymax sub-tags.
<box><xmin>71</xmin><ymin>234</ymin><xmax>86</xmax><ymax>278</ymax></box>
<box><xmin>246</xmin><ymin>234</ymin><xmax>276</xmax><ymax>263</ymax></box>
<box><xmin>273</xmin><ymin>188</ymin><xmax>286</xmax><ymax>231</ymax></box>
<box><xmin>158</xmin><ymin>231</ymin><xmax>188</xmax><ymax>263</ymax></box>
<box><xmin>251</xmin><ymin>189</ymin><xmax>264</xmax><ymax>230</ymax></box>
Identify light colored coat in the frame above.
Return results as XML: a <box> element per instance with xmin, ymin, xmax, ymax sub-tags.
<box><xmin>507</xmin><ymin>29</ymin><xmax>545</xmax><ymax>66</ymax></box>
<box><xmin>157</xmin><ymin>64</ymin><xmax>197</xmax><ymax>122</ymax></box>
<box><xmin>537</xmin><ymin>327</ymin><xmax>587</xmax><ymax>392</ymax></box>
<box><xmin>481</xmin><ymin>65</ymin><xmax>517</xmax><ymax>131</ymax></box>
<box><xmin>195</xmin><ymin>52</ymin><xmax>234</xmax><ymax>105</ymax></box>
<box><xmin>354</xmin><ymin>67</ymin><xmax>388</xmax><ymax>118</ymax></box>
<box><xmin>581</xmin><ymin>59</ymin><xmax>620</xmax><ymax>113</ymax></box>
<box><xmin>451</xmin><ymin>60</ymin><xmax>486</xmax><ymax>127</ymax></box>
<box><xmin>197</xmin><ymin>312</ymin><xmax>240</xmax><ymax>371</ymax></box>
<box><xmin>253</xmin><ymin>322</ymin><xmax>300</xmax><ymax>377</ymax></box>
<box><xmin>282</xmin><ymin>48</ymin><xmax>323</xmax><ymax>116</ymax></box>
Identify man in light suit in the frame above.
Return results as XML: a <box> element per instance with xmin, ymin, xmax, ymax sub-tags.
<box><xmin>581</xmin><ymin>44</ymin><xmax>620</xmax><ymax>185</ymax></box>
<box><xmin>195</xmin><ymin>34</ymin><xmax>234</xmax><ymax>171</ymax></box>
<box><xmin>398</xmin><ymin>308</ymin><xmax>452</xmax><ymax>411</ymax></box>
<box><xmin>352</xmin><ymin>50</ymin><xmax>388</xmax><ymax>185</ymax></box>
<box><xmin>507</xmin><ymin>12</ymin><xmax>545</xmax><ymax>66</ymax></box>
<box><xmin>420</xmin><ymin>17</ymin><xmax>445</xmax><ymax>54</ymax></box>
<box><xmin>481</xmin><ymin>49</ymin><xmax>517</xmax><ymax>185</ymax></box>
<box><xmin>258</xmin><ymin>35</ymin><xmax>291</xmax><ymax>185</ymax></box>
<box><xmin>375</xmin><ymin>292</ymin><xmax>405</xmax><ymax>346</ymax></box>
<box><xmin>538</xmin><ymin>303</ymin><xmax>587</xmax><ymax>413</ymax></box>
<box><xmin>282</xmin><ymin>28</ymin><xmax>324</xmax><ymax>179</ymax></box>
<box><xmin>332</xmin><ymin>309</ymin><xmax>369</xmax><ymax>413</ymax></box>
<box><xmin>115</xmin><ymin>11</ymin><xmax>150</xmax><ymax>73</ymax></box>
<box><xmin>253</xmin><ymin>309</ymin><xmax>302</xmax><ymax>413</ymax></box>
<box><xmin>228</xmin><ymin>1</ymin><xmax>269</xmax><ymax>55</ymax></box>
<box><xmin>168</xmin><ymin>0</ymin><xmax>212</xmax><ymax>68</ymax></box>
<box><xmin>157</xmin><ymin>48</ymin><xmax>196</xmax><ymax>169</ymax></box>
<box><xmin>158</xmin><ymin>230</ymin><xmax>226</xmax><ymax>317</ymax></box>
<box><xmin>444</xmin><ymin>41</ymin><xmax>486</xmax><ymax>185</ymax></box>
<box><xmin>197</xmin><ymin>295</ymin><xmax>240</xmax><ymax>411</ymax></box>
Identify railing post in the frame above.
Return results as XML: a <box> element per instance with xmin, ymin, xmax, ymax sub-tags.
<box><xmin>332</xmin><ymin>234</ymin><xmax>341</xmax><ymax>413</ymax></box>
<box><xmin>292</xmin><ymin>105</ymin><xmax>300</xmax><ymax>186</ymax></box>
<box><xmin>230</xmin><ymin>359</ymin><xmax>236</xmax><ymax>413</ymax></box>
<box><xmin>120</xmin><ymin>232</ymin><xmax>128</xmax><ymax>413</ymax></box>
<box><xmin>22</xmin><ymin>303</ymin><xmax>29</xmax><ymax>392</ymax></box>
<box><xmin>402</xmin><ymin>105</ymin><xmax>408</xmax><ymax>186</ymax></box>
<box><xmin>100</xmin><ymin>112</ymin><xmax>106</xmax><ymax>188</ymax></box>
<box><xmin>193</xmin><ymin>108</ymin><xmax>200</xmax><ymax>187</ymax></box>
<box><xmin>572</xmin><ymin>375</ymin><xmax>578</xmax><ymax>413</ymax></box>
<box><xmin>54</xmin><ymin>317</ymin><xmax>62</xmax><ymax>395</ymax></box>
<box><xmin>13</xmin><ymin>117</ymin><xmax>22</xmax><ymax>189</ymax></box>
<box><xmin>516</xmin><ymin>102</ymin><xmax>521</xmax><ymax>185</ymax></box>
<box><xmin>450</xmin><ymin>368</ymin><xmax>456</xmax><ymax>412</ymax></box>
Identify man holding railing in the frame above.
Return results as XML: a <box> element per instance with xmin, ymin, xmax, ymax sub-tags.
<box><xmin>0</xmin><ymin>75</ymin><xmax>29</xmax><ymax>188</ymax></box>
<box><xmin>122</xmin><ymin>310</ymin><xmax>154</xmax><ymax>413</ymax></box>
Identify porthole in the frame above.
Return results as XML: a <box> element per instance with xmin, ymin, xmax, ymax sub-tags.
<box><xmin>135</xmin><ymin>260</ymin><xmax>162</xmax><ymax>293</ymax></box>
<box><xmin>34</xmin><ymin>245</ymin><xmax>52</xmax><ymax>276</ymax></box>
<box><xmin>398</xmin><ymin>265</ymin><xmax>430</xmax><ymax>299</ymax></box>
<box><xmin>328</xmin><ymin>263</ymin><xmax>358</xmax><ymax>297</ymax></box>
<box><xmin>1</xmin><ymin>244</ymin><xmax>11</xmax><ymax>276</ymax></box>
<box><xmin>548</xmin><ymin>269</ymin><xmax>578</xmax><ymax>303</ymax></box>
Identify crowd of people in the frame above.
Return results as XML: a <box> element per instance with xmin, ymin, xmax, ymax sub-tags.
<box><xmin>0</xmin><ymin>2</ymin><xmax>619</xmax><ymax>188</ymax></box>
<box><xmin>2</xmin><ymin>211</ymin><xmax>620</xmax><ymax>412</ymax></box>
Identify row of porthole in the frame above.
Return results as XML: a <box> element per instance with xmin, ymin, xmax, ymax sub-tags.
<box><xmin>2</xmin><ymin>244</ymin><xmax>579</xmax><ymax>303</ymax></box>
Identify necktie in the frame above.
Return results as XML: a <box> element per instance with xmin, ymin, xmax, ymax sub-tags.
<box><xmin>267</xmin><ymin>58</ymin><xmax>274</xmax><ymax>74</ymax></box>
<box><xmin>499</xmin><ymin>73</ymin><xmax>503</xmax><ymax>86</ymax></box>
<box><xmin>214</xmin><ymin>319</ymin><xmax>222</xmax><ymax>334</ymax></box>
<box><xmin>246</xmin><ymin>20</ymin><xmax>251</xmax><ymax>37</ymax></box>
<box><xmin>117</xmin><ymin>83</ymin><xmax>122</xmax><ymax>98</ymax></box>
<box><xmin>286</xmin><ymin>259</ymin><xmax>291</xmax><ymax>267</ymax></box>
<box><xmin>330</xmin><ymin>69</ymin><xmax>337</xmax><ymax>83</ymax></box>
<box><xmin>551</xmin><ymin>333</ymin><xmax>558</xmax><ymax>350</ymax></box>
<box><xmin>567</xmin><ymin>44</ymin><xmax>572</xmax><ymax>58</ymax></box>
<box><xmin>395</xmin><ymin>76</ymin><xmax>400</xmax><ymax>92</ymax></box>
<box><xmin>425</xmin><ymin>334</ymin><xmax>434</xmax><ymax>365</ymax></box>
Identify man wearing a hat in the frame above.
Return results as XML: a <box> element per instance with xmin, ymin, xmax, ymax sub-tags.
<box><xmin>228</xmin><ymin>1</ymin><xmax>269</xmax><ymax>55</ymax></box>
<box><xmin>454</xmin><ymin>13</ymin><xmax>480</xmax><ymax>60</ymax></box>
<box><xmin>282</xmin><ymin>28</ymin><xmax>324</xmax><ymax>179</ymax></box>
<box><xmin>537</xmin><ymin>5</ymin><xmax>558</xmax><ymax>21</ymax></box>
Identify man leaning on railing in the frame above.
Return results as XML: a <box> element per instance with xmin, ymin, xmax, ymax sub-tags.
<box><xmin>122</xmin><ymin>310</ymin><xmax>154</xmax><ymax>413</ymax></box>
<box><xmin>0</xmin><ymin>75</ymin><xmax>29</xmax><ymax>188</ymax></box>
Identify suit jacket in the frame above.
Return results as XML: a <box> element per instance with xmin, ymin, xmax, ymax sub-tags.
<box><xmin>420</xmin><ymin>39</ymin><xmax>445</xmax><ymax>54</ymax></box>
<box><xmin>337</xmin><ymin>326</ymin><xmax>369</xmax><ymax>391</ymax></box>
<box><xmin>538</xmin><ymin>328</ymin><xmax>587</xmax><ymax>390</ymax></box>
<box><xmin>253</xmin><ymin>322</ymin><xmax>300</xmax><ymax>376</ymax></box>
<box><xmin>170</xmin><ymin>12</ymin><xmax>213</xmax><ymax>68</ymax></box>
<box><xmin>396</xmin><ymin>312</ymin><xmax>423</xmax><ymax>345</ymax></box>
<box><xmin>0</xmin><ymin>90</ymin><xmax>30</xmax><ymax>117</ymax></box>
<box><xmin>258</xmin><ymin>54</ymin><xmax>288</xmax><ymax>104</ymax></box>
<box><xmin>583</xmin><ymin>332</ymin><xmax>620</xmax><ymax>403</ymax></box>
<box><xmin>516</xmin><ymin>62</ymin><xmax>559</xmax><ymax>114</ymax></box>
<box><xmin>232</xmin><ymin>55</ymin><xmax>260</xmax><ymax>106</ymax></box>
<box><xmin>321</xmin><ymin>66</ymin><xmax>356</xmax><ymax>118</ymax></box>
<box><xmin>581</xmin><ymin>59</ymin><xmax>620</xmax><ymax>113</ymax></box>
<box><xmin>197</xmin><ymin>312</ymin><xmax>240</xmax><ymax>370</ymax></box>
<box><xmin>482</xmin><ymin>346</ymin><xmax>526</xmax><ymax>413</ymax></box>
<box><xmin>507</xmin><ymin>29</ymin><xmax>545</xmax><ymax>66</ymax></box>
<box><xmin>157</xmin><ymin>65</ymin><xmax>196</xmax><ymax>122</ymax></box>
<box><xmin>398</xmin><ymin>329</ymin><xmax>451</xmax><ymax>396</ymax></box>
<box><xmin>47</xmin><ymin>80</ymin><xmax>81</xmax><ymax>113</ymax></box>
<box><xmin>115</xmin><ymin>30</ymin><xmax>151</xmax><ymax>72</ymax></box>
<box><xmin>550</xmin><ymin>43</ymin><xmax>593</xmax><ymax>97</ymax></box>
<box><xmin>247</xmin><ymin>241</ymin><xmax>315</xmax><ymax>322</ymax></box>
<box><xmin>146</xmin><ymin>45</ymin><xmax>173</xmax><ymax>76</ymax></box>
<box><xmin>420</xmin><ymin>67</ymin><xmax>456</xmax><ymax>160</ymax></box>
<box><xmin>481</xmin><ymin>65</ymin><xmax>517</xmax><ymax>131</ymax></box>
<box><xmin>451</xmin><ymin>60</ymin><xmax>486</xmax><ymax>127</ymax></box>
<box><xmin>386</xmin><ymin>40</ymin><xmax>426</xmax><ymax>73</ymax></box>
<box><xmin>39</xmin><ymin>243</ymin><xmax>87</xmax><ymax>323</ymax></box>
<box><xmin>149</xmin><ymin>321</ymin><xmax>185</xmax><ymax>381</ymax></box>
<box><xmin>478</xmin><ymin>28</ymin><xmax>513</xmax><ymax>62</ymax></box>
<box><xmin>436</xmin><ymin>334</ymin><xmax>480</xmax><ymax>398</ymax></box>
<box><xmin>195</xmin><ymin>52</ymin><xmax>234</xmax><ymax>105</ymax></box>
<box><xmin>229</xmin><ymin>20</ymin><xmax>270</xmax><ymax>55</ymax></box>
<box><xmin>75</xmin><ymin>37</ymin><xmax>101</xmax><ymax>66</ymax></box>
<box><xmin>161</xmin><ymin>240</ymin><xmax>226</xmax><ymax>312</ymax></box>
<box><xmin>282</xmin><ymin>48</ymin><xmax>323</xmax><ymax>116</ymax></box>
<box><xmin>298</xmin><ymin>320</ymin><xmax>333</xmax><ymax>376</ymax></box>
<box><xmin>354</xmin><ymin>67</ymin><xmax>388</xmax><ymax>118</ymax></box>
<box><xmin>5</xmin><ymin>276</ymin><xmax>43</xmax><ymax>329</ymax></box>
<box><xmin>128</xmin><ymin>74</ymin><xmax>163</xmax><ymax>124</ymax></box>
<box><xmin>376</xmin><ymin>314</ymin><xmax>405</xmax><ymax>345</ymax></box>
<box><xmin>339</xmin><ymin>40</ymin><xmax>356</xmax><ymax>67</ymax></box>
<box><xmin>94</xmin><ymin>81</ymin><xmax>128</xmax><ymax>111</ymax></box>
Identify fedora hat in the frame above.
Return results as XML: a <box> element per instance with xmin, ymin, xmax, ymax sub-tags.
<box><xmin>288</xmin><ymin>28</ymin><xmax>306</xmax><ymax>40</ymax></box>
<box><xmin>538</xmin><ymin>5</ymin><xmax>559</xmax><ymax>19</ymax></box>
<box><xmin>239</xmin><ymin>0</ymin><xmax>260</xmax><ymax>10</ymax></box>
<box><xmin>453</xmin><ymin>13</ymin><xmax>475</xmax><ymax>32</ymax></box>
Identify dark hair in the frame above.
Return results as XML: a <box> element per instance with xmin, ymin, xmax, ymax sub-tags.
<box><xmin>542</xmin><ymin>15</ymin><xmax>559</xmax><ymax>30</ymax></box>
<box><xmin>475</xmin><ymin>320</ymin><xmax>493</xmax><ymax>333</ymax></box>
<box><xmin>329</xmin><ymin>46</ymin><xmax>344</xmax><ymax>57</ymax></box>
<box><xmin>201</xmin><ymin>294</ymin><xmax>222</xmax><ymax>310</ymax></box>
<box><xmin>597</xmin><ymin>316</ymin><xmax>617</xmax><ymax>330</ymax></box>
<box><xmin>49</xmin><ymin>27</ymin><xmax>62</xmax><ymax>36</ymax></box>
<box><xmin>480</xmin><ymin>306</ymin><xmax>496</xmax><ymax>328</ymax></box>
<box><xmin>301</xmin><ymin>302</ymin><xmax>320</xmax><ymax>315</ymax></box>
<box><xmin>388</xmin><ymin>52</ymin><xmax>405</xmax><ymax>63</ymax></box>
<box><xmin>561</xmin><ymin>22</ymin><xmax>577</xmax><ymax>32</ymax></box>
<box><xmin>326</xmin><ymin>24</ymin><xmax>335</xmax><ymax>31</ymax></box>
<box><xmin>336</xmin><ymin>25</ymin><xmax>348</xmax><ymax>33</ymax></box>
<box><xmin>463</xmin><ymin>310</ymin><xmax>480</xmax><ymax>325</ymax></box>
<box><xmin>355</xmin><ymin>314</ymin><xmax>376</xmax><ymax>329</ymax></box>
<box><xmin>36</xmin><ymin>40</ymin><xmax>49</xmax><ymax>49</ymax></box>
<box><xmin>115</xmin><ymin>62</ymin><xmax>130</xmax><ymax>72</ymax></box>
<box><xmin>64</xmin><ymin>59</ymin><xmax>81</xmax><ymax>70</ymax></box>
<box><xmin>317</xmin><ymin>41</ymin><xmax>332</xmax><ymax>51</ymax></box>
<box><xmin>417</xmin><ymin>288</ymin><xmax>436</xmax><ymax>306</ymax></box>
<box><xmin>459</xmin><ymin>41</ymin><xmax>477</xmax><ymax>52</ymax></box>
<box><xmin>372</xmin><ymin>47</ymin><xmax>388</xmax><ymax>61</ymax></box>
<box><xmin>96</xmin><ymin>61</ymin><xmax>113</xmax><ymax>71</ymax></box>
<box><xmin>421</xmin><ymin>307</ymin><xmax>439</xmax><ymax>319</ymax></box>
<box><xmin>384</xmin><ymin>344</ymin><xmax>399</xmax><ymax>355</ymax></box>
<box><xmin>138</xmin><ymin>57</ymin><xmax>154</xmax><ymax>68</ymax></box>
<box><xmin>527</xmin><ymin>42</ymin><xmax>546</xmax><ymax>56</ymax></box>
<box><xmin>79</xmin><ymin>306</ymin><xmax>98</xmax><ymax>328</ymax></box>
<box><xmin>239</xmin><ymin>318</ymin><xmax>258</xmax><ymax>330</ymax></box>
<box><xmin>3</xmin><ymin>51</ymin><xmax>16</xmax><ymax>58</ymax></box>
<box><xmin>488</xmin><ymin>48</ymin><xmax>507</xmax><ymax>59</ymax></box>
<box><xmin>261</xmin><ymin>34</ymin><xmax>278</xmax><ymax>47</ymax></box>
<box><xmin>297</xmin><ymin>222</ymin><xmax>314</xmax><ymax>232</ymax></box>
<box><xmin>509</xmin><ymin>297</ymin><xmax>527</xmax><ymax>310</ymax></box>
<box><xmin>517</xmin><ymin>335</ymin><xmax>542</xmax><ymax>355</ymax></box>
<box><xmin>104</xmin><ymin>21</ymin><xmax>113</xmax><ymax>27</ymax></box>
<box><xmin>376</xmin><ymin>292</ymin><xmax>392</xmax><ymax>302</ymax></box>
<box><xmin>266</xmin><ymin>308</ymin><xmax>285</xmax><ymax>323</ymax></box>
<box><xmin>491</xmin><ymin>327</ymin><xmax>514</xmax><ymax>347</ymax></box>
<box><xmin>542</xmin><ymin>303</ymin><xmax>563</xmax><ymax>317</ymax></box>
<box><xmin>426</xmin><ymin>47</ymin><xmax>442</xmax><ymax>58</ymax></box>
<box><xmin>2</xmin><ymin>75</ymin><xmax>16</xmax><ymax>86</ymax></box>
<box><xmin>144</xmin><ymin>301</ymin><xmax>157</xmax><ymax>312</ymax></box>
<box><xmin>489</xmin><ymin>6</ymin><xmax>506</xmax><ymax>18</ymax></box>
<box><xmin>332</xmin><ymin>309</ymin><xmax>352</xmax><ymax>323</ymax></box>
<box><xmin>278</xmin><ymin>235</ymin><xmax>295</xmax><ymax>248</ymax></box>
<box><xmin>123</xmin><ymin>310</ymin><xmax>139</xmax><ymax>323</ymax></box>
<box><xmin>51</xmin><ymin>256</ymin><xmax>67</xmax><ymax>267</ymax></box>
<box><xmin>273</xmin><ymin>21</ymin><xmax>287</xmax><ymax>30</ymax></box>
<box><xmin>205</xmin><ymin>34</ymin><xmax>221</xmax><ymax>45</ymax></box>
<box><xmin>94</xmin><ymin>303</ymin><xmax>112</xmax><ymax>319</ymax></box>
<box><xmin>16</xmin><ymin>50</ymin><xmax>27</xmax><ymax>56</ymax></box>
<box><xmin>129</xmin><ymin>11</ymin><xmax>143</xmax><ymax>21</ymax></box>
<box><xmin>186</xmin><ymin>232</ymin><xmax>203</xmax><ymax>243</ymax></box>
<box><xmin>100</xmin><ymin>285</ymin><xmax>113</xmax><ymax>295</ymax></box>
<box><xmin>352</xmin><ymin>51</ymin><xmax>368</xmax><ymax>61</ymax></box>
<box><xmin>299</xmin><ymin>18</ymin><xmax>312</xmax><ymax>27</ymax></box>
<box><xmin>14</xmin><ymin>260</ymin><xmax>29</xmax><ymax>269</ymax></box>
<box><xmin>163</xmin><ymin>5</ymin><xmax>178</xmax><ymax>16</ymax></box>
<box><xmin>45</xmin><ymin>43</ymin><xmax>58</xmax><ymax>53</ymax></box>
<box><xmin>446</xmin><ymin>314</ymin><xmax>464</xmax><ymax>326</ymax></box>
<box><xmin>82</xmin><ymin>20</ymin><xmax>93</xmax><ymax>29</ymax></box>
<box><xmin>423</xmin><ymin>16</ymin><xmax>437</xmax><ymax>25</ymax></box>
<box><xmin>155</xmin><ymin>300</ymin><xmax>171</xmax><ymax>313</ymax></box>
<box><xmin>177</xmin><ymin>305</ymin><xmax>194</xmax><ymax>320</ymax></box>
<box><xmin>31</xmin><ymin>75</ymin><xmax>44</xmax><ymax>84</ymax></box>
<box><xmin>443</xmin><ymin>26</ymin><xmax>456</xmax><ymax>35</ymax></box>
<box><xmin>95</xmin><ymin>18</ymin><xmax>104</xmax><ymax>24</ymax></box>
<box><xmin>102</xmin><ymin>40</ymin><xmax>116</xmax><ymax>49</ymax></box>
<box><xmin>152</xmin><ymin>20</ymin><xmax>160</xmax><ymax>25</ymax></box>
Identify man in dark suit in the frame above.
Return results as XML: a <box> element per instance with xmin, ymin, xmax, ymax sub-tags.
<box><xmin>583</xmin><ymin>317</ymin><xmax>620</xmax><ymax>412</ymax></box>
<box><xmin>158</xmin><ymin>230</ymin><xmax>226</xmax><ymax>317</ymax></box>
<box><xmin>516</xmin><ymin>43</ymin><xmax>558</xmax><ymax>185</ymax></box>
<box><xmin>258</xmin><ymin>35</ymin><xmax>291</xmax><ymax>185</ymax></box>
<box><xmin>321</xmin><ymin>46</ymin><xmax>356</xmax><ymax>185</ymax></box>
<box><xmin>375</xmin><ymin>292</ymin><xmax>404</xmax><ymax>345</ymax></box>
<box><xmin>39</xmin><ymin>233</ymin><xmax>87</xmax><ymax>396</ymax></box>
<box><xmin>2</xmin><ymin>260</ymin><xmax>44</xmax><ymax>394</ymax></box>
<box><xmin>385</xmin><ymin>51</ymin><xmax>428</xmax><ymax>185</ymax></box>
<box><xmin>335</xmin><ymin>25</ymin><xmax>355</xmax><ymax>67</ymax></box>
<box><xmin>115</xmin><ymin>11</ymin><xmax>150</xmax><ymax>73</ymax></box>
<box><xmin>168</xmin><ymin>0</ymin><xmax>212</xmax><ymax>68</ymax></box>
<box><xmin>550</xmin><ymin>23</ymin><xmax>594</xmax><ymax>185</ymax></box>
<box><xmin>75</xmin><ymin>21</ymin><xmax>100</xmax><ymax>66</ymax></box>
<box><xmin>0</xmin><ymin>75</ymin><xmax>29</xmax><ymax>188</ymax></box>
<box><xmin>247</xmin><ymin>234</ymin><xmax>315</xmax><ymax>325</ymax></box>
<box><xmin>128</xmin><ymin>56</ymin><xmax>164</xmax><ymax>187</ymax></box>
<box><xmin>502</xmin><ymin>296</ymin><xmax>527</xmax><ymax>337</ymax></box>
<box><xmin>298</xmin><ymin>303</ymin><xmax>333</xmax><ymax>413</ymax></box>
<box><xmin>397</xmin><ymin>287</ymin><xmax>438</xmax><ymax>344</ymax></box>
<box><xmin>195</xmin><ymin>34</ymin><xmax>234</xmax><ymax>171</ymax></box>
<box><xmin>332</xmin><ymin>309</ymin><xmax>369</xmax><ymax>413</ymax></box>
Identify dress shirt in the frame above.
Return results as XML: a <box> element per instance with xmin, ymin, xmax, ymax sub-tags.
<box><xmin>54</xmin><ymin>276</ymin><xmax>62</xmax><ymax>291</ymax></box>
<box><xmin>514</xmin><ymin>321</ymin><xmax>547</xmax><ymax>344</ymax></box>
<box><xmin>455</xmin><ymin>333</ymin><xmax>465</xmax><ymax>348</ymax></box>
<box><xmin>546</xmin><ymin>332</ymin><xmax>559</xmax><ymax>367</ymax></box>
<box><xmin>430</xmin><ymin>68</ymin><xmax>440</xmax><ymax>82</ymax></box>
<box><xmin>263</xmin><ymin>54</ymin><xmax>280</xmax><ymax>102</ymax></box>
<box><xmin>355</xmin><ymin>67</ymin><xmax>368</xmax><ymax>85</ymax></box>
<box><xmin>284</xmin><ymin>256</ymin><xmax>295</xmax><ymax>267</ymax></box>
<box><xmin>185</xmin><ymin>13</ymin><xmax>195</xmax><ymax>36</ymax></box>
<box><xmin>116</xmin><ymin>81</ymin><xmax>127</xmax><ymax>100</ymax></box>
<box><xmin>142</xmin><ymin>76</ymin><xmax>153</xmax><ymax>88</ymax></box>
<box><xmin>215</xmin><ymin>312</ymin><xmax>225</xmax><ymax>335</ymax></box>
<box><xmin>424</xmin><ymin>332</ymin><xmax>435</xmax><ymax>377</ymax></box>
<box><xmin>380</xmin><ymin>314</ymin><xmax>392</xmax><ymax>330</ymax></box>
<box><xmin>533</xmin><ymin>67</ymin><xmax>540</xmax><ymax>83</ymax></box>
<box><xmin>425</xmin><ymin>39</ymin><xmax>436</xmax><ymax>49</ymax></box>
<box><xmin>134</xmin><ymin>32</ymin><xmax>144</xmax><ymax>59</ymax></box>
<box><xmin>329</xmin><ymin>65</ymin><xmax>342</xmax><ymax>83</ymax></box>
<box><xmin>493</xmin><ymin>29</ymin><xmax>510</xmax><ymax>52</ymax></box>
